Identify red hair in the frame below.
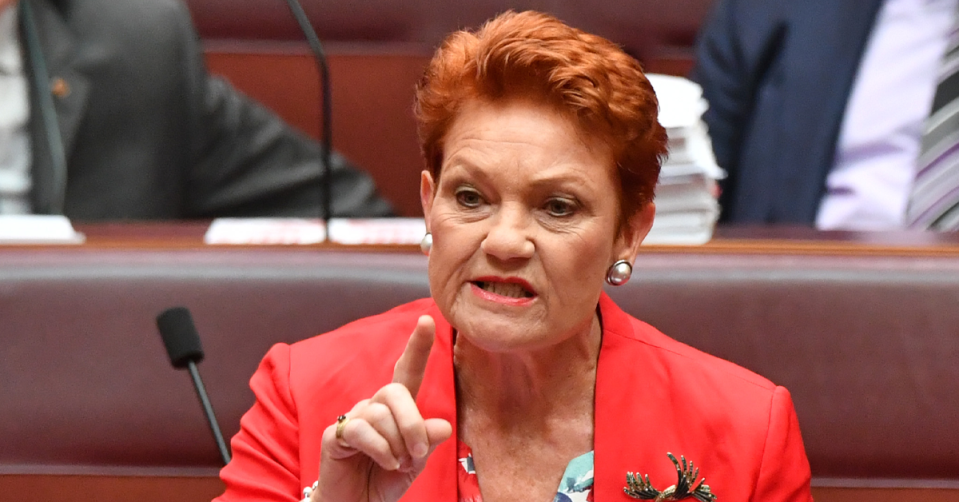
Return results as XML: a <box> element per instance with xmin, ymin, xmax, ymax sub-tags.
<box><xmin>414</xmin><ymin>10</ymin><xmax>667</xmax><ymax>219</ymax></box>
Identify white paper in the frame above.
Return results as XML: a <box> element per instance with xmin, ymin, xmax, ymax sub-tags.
<box><xmin>0</xmin><ymin>215</ymin><xmax>85</xmax><ymax>244</ymax></box>
<box><xmin>328</xmin><ymin>218</ymin><xmax>426</xmax><ymax>245</ymax></box>
<box><xmin>204</xmin><ymin>218</ymin><xmax>428</xmax><ymax>246</ymax></box>
<box><xmin>204</xmin><ymin>218</ymin><xmax>326</xmax><ymax>245</ymax></box>
<box><xmin>643</xmin><ymin>226</ymin><xmax>715</xmax><ymax>246</ymax></box>
<box><xmin>647</xmin><ymin>73</ymin><xmax>709</xmax><ymax>129</ymax></box>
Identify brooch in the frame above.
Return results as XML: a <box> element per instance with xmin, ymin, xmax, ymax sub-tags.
<box><xmin>624</xmin><ymin>452</ymin><xmax>716</xmax><ymax>501</ymax></box>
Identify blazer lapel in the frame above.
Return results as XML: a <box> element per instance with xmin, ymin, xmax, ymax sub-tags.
<box><xmin>594</xmin><ymin>294</ymin><xmax>679</xmax><ymax>501</ymax></box>
<box><xmin>594</xmin><ymin>294</ymin><xmax>735</xmax><ymax>501</ymax></box>
<box><xmin>23</xmin><ymin>0</ymin><xmax>90</xmax><ymax>213</ymax></box>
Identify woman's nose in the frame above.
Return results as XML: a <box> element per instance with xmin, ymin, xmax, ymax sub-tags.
<box><xmin>480</xmin><ymin>205</ymin><xmax>535</xmax><ymax>261</ymax></box>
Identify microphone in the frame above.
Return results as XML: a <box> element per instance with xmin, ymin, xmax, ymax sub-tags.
<box><xmin>156</xmin><ymin>307</ymin><xmax>231</xmax><ymax>465</ymax></box>
<box><xmin>282</xmin><ymin>0</ymin><xmax>333</xmax><ymax>237</ymax></box>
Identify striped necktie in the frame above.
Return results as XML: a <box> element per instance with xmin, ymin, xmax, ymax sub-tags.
<box><xmin>907</xmin><ymin>17</ymin><xmax>959</xmax><ymax>230</ymax></box>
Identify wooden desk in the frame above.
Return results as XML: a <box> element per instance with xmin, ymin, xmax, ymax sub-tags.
<box><xmin>2</xmin><ymin>473</ymin><xmax>223</xmax><ymax>502</ymax></box>
<box><xmin>64</xmin><ymin>221</ymin><xmax>959</xmax><ymax>254</ymax></box>
<box><xmin>3</xmin><ymin>223</ymin><xmax>958</xmax><ymax>501</ymax></box>
<box><xmin>3</xmin><ymin>476</ymin><xmax>958</xmax><ymax>502</ymax></box>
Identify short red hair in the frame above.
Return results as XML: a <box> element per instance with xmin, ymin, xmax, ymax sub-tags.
<box><xmin>414</xmin><ymin>10</ymin><xmax>667</xmax><ymax>219</ymax></box>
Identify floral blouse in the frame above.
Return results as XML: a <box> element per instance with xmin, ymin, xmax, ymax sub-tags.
<box><xmin>457</xmin><ymin>440</ymin><xmax>594</xmax><ymax>502</ymax></box>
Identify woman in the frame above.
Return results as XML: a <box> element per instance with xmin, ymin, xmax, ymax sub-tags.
<box><xmin>216</xmin><ymin>11</ymin><xmax>812</xmax><ymax>502</ymax></box>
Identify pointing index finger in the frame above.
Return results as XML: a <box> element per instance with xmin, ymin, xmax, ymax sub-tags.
<box><xmin>392</xmin><ymin>315</ymin><xmax>435</xmax><ymax>398</ymax></box>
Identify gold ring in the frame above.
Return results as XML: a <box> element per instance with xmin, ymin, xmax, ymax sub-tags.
<box><xmin>335</xmin><ymin>414</ymin><xmax>350</xmax><ymax>440</ymax></box>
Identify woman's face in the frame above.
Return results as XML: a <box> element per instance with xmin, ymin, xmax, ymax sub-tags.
<box><xmin>421</xmin><ymin>97</ymin><xmax>654</xmax><ymax>353</ymax></box>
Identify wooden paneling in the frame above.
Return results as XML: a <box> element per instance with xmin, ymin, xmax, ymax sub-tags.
<box><xmin>204</xmin><ymin>43</ymin><xmax>432</xmax><ymax>218</ymax></box>
<box><xmin>3</xmin><ymin>475</ymin><xmax>958</xmax><ymax>502</ymax></box>
<box><xmin>201</xmin><ymin>42</ymin><xmax>697</xmax><ymax>218</ymax></box>
<box><xmin>0</xmin><ymin>475</ymin><xmax>224</xmax><ymax>502</ymax></box>
<box><xmin>812</xmin><ymin>487</ymin><xmax>959</xmax><ymax>502</ymax></box>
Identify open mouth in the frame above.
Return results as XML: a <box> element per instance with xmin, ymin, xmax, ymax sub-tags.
<box><xmin>474</xmin><ymin>281</ymin><xmax>535</xmax><ymax>299</ymax></box>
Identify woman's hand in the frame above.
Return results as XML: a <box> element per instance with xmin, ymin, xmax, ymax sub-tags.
<box><xmin>312</xmin><ymin>315</ymin><xmax>453</xmax><ymax>502</ymax></box>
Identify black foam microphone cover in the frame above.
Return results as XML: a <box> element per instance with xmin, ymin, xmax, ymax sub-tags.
<box><xmin>156</xmin><ymin>307</ymin><xmax>204</xmax><ymax>368</ymax></box>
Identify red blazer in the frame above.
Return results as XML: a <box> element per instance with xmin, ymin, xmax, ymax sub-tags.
<box><xmin>216</xmin><ymin>293</ymin><xmax>812</xmax><ymax>501</ymax></box>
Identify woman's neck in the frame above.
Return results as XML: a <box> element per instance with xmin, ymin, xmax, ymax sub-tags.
<box><xmin>453</xmin><ymin>313</ymin><xmax>602</xmax><ymax>431</ymax></box>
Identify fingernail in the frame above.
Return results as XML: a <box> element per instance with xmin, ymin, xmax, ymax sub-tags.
<box><xmin>413</xmin><ymin>443</ymin><xmax>428</xmax><ymax>458</ymax></box>
<box><xmin>391</xmin><ymin>459</ymin><xmax>401</xmax><ymax>470</ymax></box>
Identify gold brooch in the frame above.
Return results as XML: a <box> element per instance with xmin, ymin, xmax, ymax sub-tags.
<box><xmin>624</xmin><ymin>453</ymin><xmax>716</xmax><ymax>501</ymax></box>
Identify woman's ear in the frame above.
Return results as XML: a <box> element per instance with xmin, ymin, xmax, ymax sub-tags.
<box><xmin>420</xmin><ymin>170</ymin><xmax>436</xmax><ymax>231</ymax></box>
<box><xmin>617</xmin><ymin>202</ymin><xmax>656</xmax><ymax>261</ymax></box>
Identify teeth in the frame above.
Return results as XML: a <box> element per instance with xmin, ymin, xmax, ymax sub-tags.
<box><xmin>481</xmin><ymin>281</ymin><xmax>532</xmax><ymax>298</ymax></box>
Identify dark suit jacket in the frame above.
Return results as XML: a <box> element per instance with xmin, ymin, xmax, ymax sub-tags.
<box><xmin>216</xmin><ymin>294</ymin><xmax>812</xmax><ymax>501</ymax></box>
<box><xmin>23</xmin><ymin>0</ymin><xmax>393</xmax><ymax>220</ymax></box>
<box><xmin>690</xmin><ymin>0</ymin><xmax>885</xmax><ymax>224</ymax></box>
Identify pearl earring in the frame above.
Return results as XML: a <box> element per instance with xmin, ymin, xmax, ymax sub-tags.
<box><xmin>420</xmin><ymin>232</ymin><xmax>432</xmax><ymax>255</ymax></box>
<box><xmin>605</xmin><ymin>260</ymin><xmax>632</xmax><ymax>286</ymax></box>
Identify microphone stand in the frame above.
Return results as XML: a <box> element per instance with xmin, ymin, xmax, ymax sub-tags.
<box><xmin>188</xmin><ymin>360</ymin><xmax>231</xmax><ymax>465</ymax></box>
<box><xmin>282</xmin><ymin>0</ymin><xmax>333</xmax><ymax>238</ymax></box>
<box><xmin>156</xmin><ymin>306</ymin><xmax>231</xmax><ymax>466</ymax></box>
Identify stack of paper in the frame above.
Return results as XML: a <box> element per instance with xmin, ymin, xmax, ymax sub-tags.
<box><xmin>644</xmin><ymin>74</ymin><xmax>724</xmax><ymax>245</ymax></box>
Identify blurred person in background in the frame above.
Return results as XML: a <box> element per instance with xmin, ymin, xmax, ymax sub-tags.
<box><xmin>692</xmin><ymin>0</ymin><xmax>959</xmax><ymax>230</ymax></box>
<box><xmin>215</xmin><ymin>10</ymin><xmax>812</xmax><ymax>502</ymax></box>
<box><xmin>0</xmin><ymin>0</ymin><xmax>393</xmax><ymax>219</ymax></box>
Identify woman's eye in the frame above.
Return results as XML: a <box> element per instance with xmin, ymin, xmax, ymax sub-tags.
<box><xmin>545</xmin><ymin>198</ymin><xmax>576</xmax><ymax>217</ymax></box>
<box><xmin>455</xmin><ymin>189</ymin><xmax>483</xmax><ymax>208</ymax></box>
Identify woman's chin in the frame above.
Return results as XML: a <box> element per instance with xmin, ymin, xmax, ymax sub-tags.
<box><xmin>454</xmin><ymin>315</ymin><xmax>556</xmax><ymax>354</ymax></box>
<box><xmin>444</xmin><ymin>293</ymin><xmax>571</xmax><ymax>353</ymax></box>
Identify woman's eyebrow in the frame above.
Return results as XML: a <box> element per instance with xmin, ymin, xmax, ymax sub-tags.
<box><xmin>441</xmin><ymin>154</ymin><xmax>495</xmax><ymax>181</ymax></box>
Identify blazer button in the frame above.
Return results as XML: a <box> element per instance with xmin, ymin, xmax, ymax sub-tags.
<box><xmin>51</xmin><ymin>77</ymin><xmax>70</xmax><ymax>98</ymax></box>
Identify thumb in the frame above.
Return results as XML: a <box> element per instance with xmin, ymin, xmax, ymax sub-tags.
<box><xmin>374</xmin><ymin>417</ymin><xmax>453</xmax><ymax>502</ymax></box>
<box><xmin>410</xmin><ymin>418</ymin><xmax>453</xmax><ymax>473</ymax></box>
<box><xmin>425</xmin><ymin>417</ymin><xmax>452</xmax><ymax>445</ymax></box>
<box><xmin>392</xmin><ymin>315</ymin><xmax>435</xmax><ymax>398</ymax></box>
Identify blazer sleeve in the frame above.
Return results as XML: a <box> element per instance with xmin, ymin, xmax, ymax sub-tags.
<box><xmin>752</xmin><ymin>386</ymin><xmax>813</xmax><ymax>502</ymax></box>
<box><xmin>689</xmin><ymin>0</ymin><xmax>786</xmax><ymax>220</ymax></box>
<box><xmin>215</xmin><ymin>344</ymin><xmax>302</xmax><ymax>502</ymax></box>
<box><xmin>689</xmin><ymin>0</ymin><xmax>750</xmax><ymax>182</ymax></box>
<box><xmin>170</xmin><ymin>1</ymin><xmax>394</xmax><ymax>219</ymax></box>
